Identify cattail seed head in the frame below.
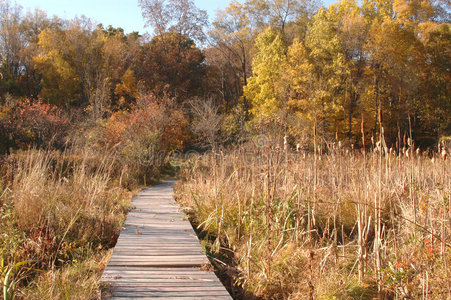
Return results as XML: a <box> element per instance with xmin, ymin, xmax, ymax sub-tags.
<box><xmin>441</xmin><ymin>148</ymin><xmax>447</xmax><ymax>160</ymax></box>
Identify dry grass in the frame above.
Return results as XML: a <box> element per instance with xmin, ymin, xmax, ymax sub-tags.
<box><xmin>10</xmin><ymin>150</ymin><xmax>130</xmax><ymax>247</ymax></box>
<box><xmin>21</xmin><ymin>250</ymin><xmax>112</xmax><ymax>300</ymax></box>
<box><xmin>0</xmin><ymin>149</ymin><xmax>131</xmax><ymax>298</ymax></box>
<box><xmin>175</xmin><ymin>145</ymin><xmax>451</xmax><ymax>299</ymax></box>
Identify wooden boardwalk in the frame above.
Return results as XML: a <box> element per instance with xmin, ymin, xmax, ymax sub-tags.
<box><xmin>101</xmin><ymin>179</ymin><xmax>232</xmax><ymax>299</ymax></box>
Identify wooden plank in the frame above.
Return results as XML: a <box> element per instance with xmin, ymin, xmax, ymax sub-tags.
<box><xmin>116</xmin><ymin>232</ymin><xmax>199</xmax><ymax>237</ymax></box>
<box><xmin>102</xmin><ymin>273</ymin><xmax>219</xmax><ymax>280</ymax></box>
<box><xmin>110</xmin><ymin>297</ymin><xmax>232</xmax><ymax>300</ymax></box>
<box><xmin>103</xmin><ymin>270</ymin><xmax>218</xmax><ymax>276</ymax></box>
<box><xmin>111</xmin><ymin>291</ymin><xmax>232</xmax><ymax>297</ymax></box>
<box><xmin>103</xmin><ymin>269</ymin><xmax>217</xmax><ymax>274</ymax></box>
<box><xmin>110</xmin><ymin>284</ymin><xmax>226</xmax><ymax>289</ymax></box>
<box><xmin>112</xmin><ymin>287</ymin><xmax>230</xmax><ymax>293</ymax></box>
<box><xmin>106</xmin><ymin>262</ymin><xmax>207</xmax><ymax>268</ymax></box>
<box><xmin>107</xmin><ymin>261</ymin><xmax>208</xmax><ymax>266</ymax></box>
<box><xmin>101</xmin><ymin>179</ymin><xmax>231</xmax><ymax>299</ymax></box>
<box><xmin>113</xmin><ymin>241</ymin><xmax>201</xmax><ymax>246</ymax></box>
<box><xmin>111</xmin><ymin>249</ymin><xmax>204</xmax><ymax>253</ymax></box>
<box><xmin>103</xmin><ymin>276</ymin><xmax>222</xmax><ymax>286</ymax></box>
<box><xmin>102</xmin><ymin>267</ymin><xmax>218</xmax><ymax>274</ymax></box>
<box><xmin>108</xmin><ymin>259</ymin><xmax>207</xmax><ymax>264</ymax></box>
<box><xmin>111</xmin><ymin>292</ymin><xmax>232</xmax><ymax>297</ymax></box>
<box><xmin>102</xmin><ymin>274</ymin><xmax>220</xmax><ymax>280</ymax></box>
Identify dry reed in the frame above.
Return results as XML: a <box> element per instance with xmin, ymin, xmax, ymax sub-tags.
<box><xmin>175</xmin><ymin>145</ymin><xmax>451</xmax><ymax>299</ymax></box>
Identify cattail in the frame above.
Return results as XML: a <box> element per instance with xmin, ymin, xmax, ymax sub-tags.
<box><xmin>441</xmin><ymin>147</ymin><xmax>448</xmax><ymax>160</ymax></box>
<box><xmin>401</xmin><ymin>147</ymin><xmax>406</xmax><ymax>157</ymax></box>
<box><xmin>284</xmin><ymin>135</ymin><xmax>288</xmax><ymax>151</ymax></box>
<box><xmin>378</xmin><ymin>107</ymin><xmax>382</xmax><ymax>125</ymax></box>
<box><xmin>375</xmin><ymin>141</ymin><xmax>381</xmax><ymax>153</ymax></box>
<box><xmin>361</xmin><ymin>116</ymin><xmax>365</xmax><ymax>153</ymax></box>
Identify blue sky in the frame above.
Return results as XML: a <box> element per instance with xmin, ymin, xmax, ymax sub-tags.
<box><xmin>19</xmin><ymin>0</ymin><xmax>335</xmax><ymax>34</ymax></box>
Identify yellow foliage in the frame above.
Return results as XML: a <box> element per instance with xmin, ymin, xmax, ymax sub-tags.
<box><xmin>244</xmin><ymin>27</ymin><xmax>288</xmax><ymax>118</ymax></box>
<box><xmin>114</xmin><ymin>69</ymin><xmax>138</xmax><ymax>107</ymax></box>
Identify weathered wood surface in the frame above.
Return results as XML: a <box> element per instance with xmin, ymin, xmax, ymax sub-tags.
<box><xmin>101</xmin><ymin>179</ymin><xmax>232</xmax><ymax>299</ymax></box>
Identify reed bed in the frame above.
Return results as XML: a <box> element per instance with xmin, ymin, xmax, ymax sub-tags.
<box><xmin>175</xmin><ymin>145</ymin><xmax>451</xmax><ymax>299</ymax></box>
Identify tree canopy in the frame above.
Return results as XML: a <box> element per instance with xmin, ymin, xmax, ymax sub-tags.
<box><xmin>0</xmin><ymin>0</ymin><xmax>449</xmax><ymax>146</ymax></box>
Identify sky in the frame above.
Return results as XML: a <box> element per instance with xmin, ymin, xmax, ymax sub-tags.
<box><xmin>19</xmin><ymin>0</ymin><xmax>335</xmax><ymax>34</ymax></box>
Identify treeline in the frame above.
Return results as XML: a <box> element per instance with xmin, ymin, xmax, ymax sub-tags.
<box><xmin>0</xmin><ymin>0</ymin><xmax>205</xmax><ymax>112</ymax></box>
<box><xmin>0</xmin><ymin>0</ymin><xmax>450</xmax><ymax>150</ymax></box>
<box><xmin>210</xmin><ymin>0</ymin><xmax>450</xmax><ymax>148</ymax></box>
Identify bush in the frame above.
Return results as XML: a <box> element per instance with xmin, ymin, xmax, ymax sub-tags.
<box><xmin>100</xmin><ymin>93</ymin><xmax>188</xmax><ymax>186</ymax></box>
<box><xmin>0</xmin><ymin>99</ymin><xmax>69</xmax><ymax>153</ymax></box>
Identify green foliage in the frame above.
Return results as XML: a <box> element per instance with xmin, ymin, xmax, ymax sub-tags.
<box><xmin>1</xmin><ymin>259</ymin><xmax>34</xmax><ymax>300</ymax></box>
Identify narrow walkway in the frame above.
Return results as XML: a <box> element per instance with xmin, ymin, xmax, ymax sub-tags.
<box><xmin>101</xmin><ymin>179</ymin><xmax>232</xmax><ymax>299</ymax></box>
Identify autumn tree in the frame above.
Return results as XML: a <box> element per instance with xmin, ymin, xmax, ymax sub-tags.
<box><xmin>202</xmin><ymin>47</ymin><xmax>242</xmax><ymax>109</ymax></box>
<box><xmin>283</xmin><ymin>39</ymin><xmax>315</xmax><ymax>141</ymax></box>
<box><xmin>302</xmin><ymin>7</ymin><xmax>343</xmax><ymax>139</ymax></box>
<box><xmin>33</xmin><ymin>18</ymin><xmax>107</xmax><ymax>107</ymax></box>
<box><xmin>138</xmin><ymin>0</ymin><xmax>208</xmax><ymax>100</ymax></box>
<box><xmin>326</xmin><ymin>0</ymin><xmax>368</xmax><ymax>141</ymax></box>
<box><xmin>246</xmin><ymin>0</ymin><xmax>319</xmax><ymax>38</ymax></box>
<box><xmin>139</xmin><ymin>0</ymin><xmax>208</xmax><ymax>43</ymax></box>
<box><xmin>209</xmin><ymin>1</ymin><xmax>254</xmax><ymax>110</ymax></box>
<box><xmin>416</xmin><ymin>22</ymin><xmax>451</xmax><ymax>139</ymax></box>
<box><xmin>134</xmin><ymin>32</ymin><xmax>205</xmax><ymax>100</ymax></box>
<box><xmin>244</xmin><ymin>27</ymin><xmax>289</xmax><ymax>135</ymax></box>
<box><xmin>33</xmin><ymin>19</ymin><xmax>136</xmax><ymax>115</ymax></box>
<box><xmin>189</xmin><ymin>97</ymin><xmax>225</xmax><ymax>149</ymax></box>
<box><xmin>0</xmin><ymin>0</ymin><xmax>29</xmax><ymax>97</ymax></box>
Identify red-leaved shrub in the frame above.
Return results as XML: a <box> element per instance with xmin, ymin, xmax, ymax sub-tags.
<box><xmin>101</xmin><ymin>93</ymin><xmax>188</xmax><ymax>185</ymax></box>
<box><xmin>0</xmin><ymin>99</ymin><xmax>68</xmax><ymax>152</ymax></box>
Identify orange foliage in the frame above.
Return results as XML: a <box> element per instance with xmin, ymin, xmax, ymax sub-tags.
<box><xmin>0</xmin><ymin>99</ymin><xmax>68</xmax><ymax>151</ymax></box>
<box><xmin>104</xmin><ymin>93</ymin><xmax>188</xmax><ymax>152</ymax></box>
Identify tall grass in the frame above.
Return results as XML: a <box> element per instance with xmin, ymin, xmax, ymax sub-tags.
<box><xmin>0</xmin><ymin>149</ymin><xmax>131</xmax><ymax>298</ymax></box>
<box><xmin>175</xmin><ymin>145</ymin><xmax>451</xmax><ymax>299</ymax></box>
